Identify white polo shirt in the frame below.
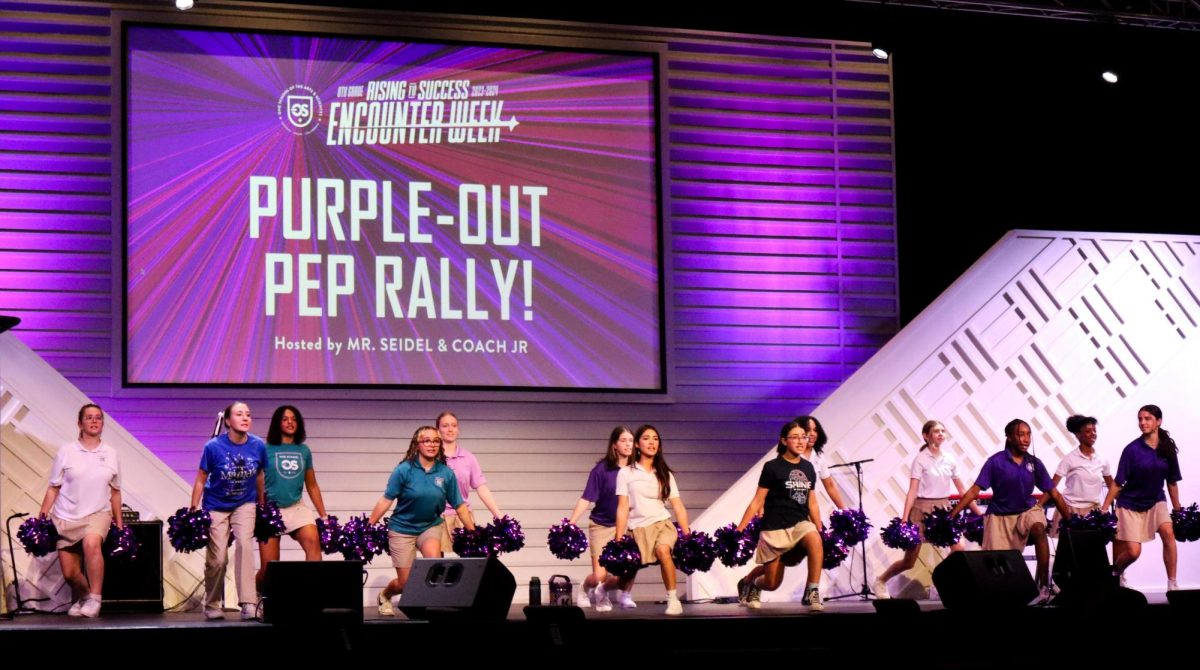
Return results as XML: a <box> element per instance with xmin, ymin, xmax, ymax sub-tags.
<box><xmin>615</xmin><ymin>463</ymin><xmax>679</xmax><ymax>529</ymax></box>
<box><xmin>1054</xmin><ymin>447</ymin><xmax>1112</xmax><ymax>507</ymax></box>
<box><xmin>909</xmin><ymin>449</ymin><xmax>960</xmax><ymax>498</ymax></box>
<box><xmin>49</xmin><ymin>441</ymin><xmax>121</xmax><ymax>520</ymax></box>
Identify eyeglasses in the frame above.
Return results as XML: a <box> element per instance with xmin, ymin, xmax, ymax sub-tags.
<box><xmin>419</xmin><ymin>438</ymin><xmax>443</xmax><ymax>445</ymax></box>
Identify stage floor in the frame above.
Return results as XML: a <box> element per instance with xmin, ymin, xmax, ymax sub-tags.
<box><xmin>0</xmin><ymin>593</ymin><xmax>1184</xmax><ymax>665</ymax></box>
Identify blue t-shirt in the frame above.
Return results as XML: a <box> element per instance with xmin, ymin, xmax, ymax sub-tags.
<box><xmin>199</xmin><ymin>433</ymin><xmax>267</xmax><ymax>512</ymax></box>
<box><xmin>974</xmin><ymin>449</ymin><xmax>1054</xmax><ymax>515</ymax></box>
<box><xmin>581</xmin><ymin>460</ymin><xmax>621</xmax><ymax>527</ymax></box>
<box><xmin>383</xmin><ymin>460</ymin><xmax>463</xmax><ymax>535</ymax></box>
<box><xmin>1115</xmin><ymin>437</ymin><xmax>1183</xmax><ymax>512</ymax></box>
<box><xmin>264</xmin><ymin>443</ymin><xmax>313</xmax><ymax>507</ymax></box>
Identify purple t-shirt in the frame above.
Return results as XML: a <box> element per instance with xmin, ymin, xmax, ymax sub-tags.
<box><xmin>974</xmin><ymin>449</ymin><xmax>1054</xmax><ymax>515</ymax></box>
<box><xmin>1114</xmin><ymin>437</ymin><xmax>1182</xmax><ymax>512</ymax></box>
<box><xmin>443</xmin><ymin>446</ymin><xmax>486</xmax><ymax>514</ymax></box>
<box><xmin>581</xmin><ymin>460</ymin><xmax>621</xmax><ymax>527</ymax></box>
<box><xmin>199</xmin><ymin>432</ymin><xmax>267</xmax><ymax>512</ymax></box>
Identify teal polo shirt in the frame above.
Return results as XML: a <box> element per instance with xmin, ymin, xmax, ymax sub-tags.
<box><xmin>383</xmin><ymin>460</ymin><xmax>463</xmax><ymax>535</ymax></box>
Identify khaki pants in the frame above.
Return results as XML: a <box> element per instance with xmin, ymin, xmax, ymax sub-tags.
<box><xmin>204</xmin><ymin>503</ymin><xmax>257</xmax><ymax>609</ymax></box>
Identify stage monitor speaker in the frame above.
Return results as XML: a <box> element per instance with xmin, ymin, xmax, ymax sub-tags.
<box><xmin>1166</xmin><ymin>589</ymin><xmax>1200</xmax><ymax>611</ymax></box>
<box><xmin>932</xmin><ymin>550</ymin><xmax>1037</xmax><ymax>610</ymax></box>
<box><xmin>1051</xmin><ymin>529</ymin><xmax>1113</xmax><ymax>599</ymax></box>
<box><xmin>398</xmin><ymin>556</ymin><xmax>515</xmax><ymax>621</ymax></box>
<box><xmin>262</xmin><ymin>560</ymin><xmax>364</xmax><ymax>625</ymax></box>
<box><xmin>102</xmin><ymin>520</ymin><xmax>163</xmax><ymax>612</ymax></box>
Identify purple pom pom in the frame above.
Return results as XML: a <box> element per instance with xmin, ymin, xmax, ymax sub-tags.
<box><xmin>1060</xmin><ymin>508</ymin><xmax>1119</xmax><ymax>542</ymax></box>
<box><xmin>485</xmin><ymin>515</ymin><xmax>525</xmax><ymax>554</ymax></box>
<box><xmin>714</xmin><ymin>522</ymin><xmax>756</xmax><ymax>567</ymax></box>
<box><xmin>957</xmin><ymin>511</ymin><xmax>985</xmax><ymax>544</ymax></box>
<box><xmin>546</xmin><ymin>519</ymin><xmax>588</xmax><ymax>560</ymax></box>
<box><xmin>254</xmin><ymin>501</ymin><xmax>286</xmax><ymax>542</ymax></box>
<box><xmin>821</xmin><ymin>528</ymin><xmax>849</xmax><ymax>569</ymax></box>
<box><xmin>599</xmin><ymin>535</ymin><xmax>642</xmax><ymax>578</ymax></box>
<box><xmin>17</xmin><ymin>517</ymin><xmax>59</xmax><ymax>557</ymax></box>
<box><xmin>922</xmin><ymin>507</ymin><xmax>962</xmax><ymax>548</ymax></box>
<box><xmin>829</xmin><ymin>508</ymin><xmax>873</xmax><ymax>546</ymax></box>
<box><xmin>337</xmin><ymin>514</ymin><xmax>388</xmax><ymax>563</ymax></box>
<box><xmin>317</xmin><ymin>515</ymin><xmax>343</xmax><ymax>555</ymax></box>
<box><xmin>103</xmin><ymin>523</ymin><xmax>140</xmax><ymax>561</ymax></box>
<box><xmin>167</xmin><ymin>507</ymin><xmax>212</xmax><ymax>553</ymax></box>
<box><xmin>1170</xmin><ymin>503</ymin><xmax>1200</xmax><ymax>542</ymax></box>
<box><xmin>672</xmin><ymin>530</ymin><xmax>718</xmax><ymax>575</ymax></box>
<box><xmin>451</xmin><ymin>526</ymin><xmax>491</xmax><ymax>557</ymax></box>
<box><xmin>880</xmin><ymin>517</ymin><xmax>921</xmax><ymax>551</ymax></box>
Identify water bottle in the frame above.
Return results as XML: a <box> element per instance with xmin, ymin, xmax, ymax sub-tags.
<box><xmin>528</xmin><ymin>576</ymin><xmax>542</xmax><ymax>606</ymax></box>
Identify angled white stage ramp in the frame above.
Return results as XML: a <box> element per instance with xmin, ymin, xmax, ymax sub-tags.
<box><xmin>690</xmin><ymin>230</ymin><xmax>1200</xmax><ymax>602</ymax></box>
<box><xmin>0</xmin><ymin>334</ymin><xmax>208</xmax><ymax>612</ymax></box>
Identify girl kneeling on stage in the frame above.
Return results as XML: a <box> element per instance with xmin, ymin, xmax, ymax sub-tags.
<box><xmin>191</xmin><ymin>401</ymin><xmax>267</xmax><ymax>621</ymax></box>
<box><xmin>38</xmin><ymin>403</ymin><xmax>123</xmax><ymax>617</ymax></box>
<box><xmin>369</xmin><ymin>425</ymin><xmax>476</xmax><ymax>616</ymax></box>
<box><xmin>614</xmin><ymin>425</ymin><xmax>690</xmax><ymax>616</ymax></box>
<box><xmin>736</xmin><ymin>421</ymin><xmax>825</xmax><ymax>611</ymax></box>
<box><xmin>254</xmin><ymin>405</ymin><xmax>329</xmax><ymax>593</ymax></box>
<box><xmin>566</xmin><ymin>425</ymin><xmax>637</xmax><ymax>611</ymax></box>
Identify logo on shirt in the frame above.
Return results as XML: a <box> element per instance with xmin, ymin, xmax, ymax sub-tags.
<box><xmin>434</xmin><ymin>476</ymin><xmax>445</xmax><ymax>488</ymax></box>
<box><xmin>786</xmin><ymin>469</ymin><xmax>812</xmax><ymax>505</ymax></box>
<box><xmin>275</xmin><ymin>453</ymin><xmax>303</xmax><ymax>480</ymax></box>
<box><xmin>1026</xmin><ymin>462</ymin><xmax>1034</xmax><ymax>473</ymax></box>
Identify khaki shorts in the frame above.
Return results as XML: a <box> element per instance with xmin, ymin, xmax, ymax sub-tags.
<box><xmin>982</xmin><ymin>506</ymin><xmax>1047</xmax><ymax>551</ymax></box>
<box><xmin>1116</xmin><ymin>501</ymin><xmax>1172</xmax><ymax>543</ymax></box>
<box><xmin>279</xmin><ymin>501</ymin><xmax>316</xmax><ymax>535</ymax></box>
<box><xmin>440</xmin><ymin>512</ymin><xmax>464</xmax><ymax>553</ymax></box>
<box><xmin>388</xmin><ymin>526</ymin><xmax>444</xmax><ymax>569</ymax></box>
<box><xmin>589</xmin><ymin>523</ymin><xmax>616</xmax><ymax>558</ymax></box>
<box><xmin>755</xmin><ymin>520</ymin><xmax>819</xmax><ymax>565</ymax></box>
<box><xmin>630</xmin><ymin>519</ymin><xmax>677</xmax><ymax>565</ymax></box>
<box><xmin>910</xmin><ymin>497</ymin><xmax>951</xmax><ymax>542</ymax></box>
<box><xmin>53</xmin><ymin>509</ymin><xmax>112</xmax><ymax>550</ymax></box>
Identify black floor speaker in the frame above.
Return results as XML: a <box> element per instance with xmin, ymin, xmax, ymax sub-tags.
<box><xmin>262</xmin><ymin>560</ymin><xmax>364</xmax><ymax>625</ymax></box>
<box><xmin>101</xmin><ymin>520</ymin><xmax>163</xmax><ymax>612</ymax></box>
<box><xmin>932</xmin><ymin>549</ymin><xmax>1037</xmax><ymax>609</ymax></box>
<box><xmin>1051</xmin><ymin>529</ymin><xmax>1113</xmax><ymax>597</ymax></box>
<box><xmin>398</xmin><ymin>556</ymin><xmax>516</xmax><ymax>621</ymax></box>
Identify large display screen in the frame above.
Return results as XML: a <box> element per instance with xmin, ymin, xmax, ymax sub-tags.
<box><xmin>124</xmin><ymin>25</ymin><xmax>663</xmax><ymax>389</ymax></box>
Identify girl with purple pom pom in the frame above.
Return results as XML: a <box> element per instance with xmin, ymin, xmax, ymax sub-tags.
<box><xmin>1112</xmin><ymin>405</ymin><xmax>1183</xmax><ymax>591</ymax></box>
<box><xmin>613</xmin><ymin>425</ymin><xmax>690</xmax><ymax>616</ymax></box>
<box><xmin>1048</xmin><ymin>415</ymin><xmax>1118</xmax><ymax>537</ymax></box>
<box><xmin>566</xmin><ymin>425</ymin><xmax>637</xmax><ymax>611</ymax></box>
<box><xmin>435</xmin><ymin>411</ymin><xmax>504</xmax><ymax>554</ymax></box>
<box><xmin>369</xmin><ymin>426</ymin><xmax>477</xmax><ymax>616</ymax></box>
<box><xmin>190</xmin><ymin>401</ymin><xmax>267</xmax><ymax>621</ymax></box>
<box><xmin>254</xmin><ymin>405</ymin><xmax>330</xmax><ymax>593</ymax></box>
<box><xmin>734</xmin><ymin>421</ymin><xmax>825</xmax><ymax>611</ymax></box>
<box><xmin>37</xmin><ymin>403</ymin><xmax>123</xmax><ymax>617</ymax></box>
<box><xmin>873</xmin><ymin>420</ymin><xmax>980</xmax><ymax>599</ymax></box>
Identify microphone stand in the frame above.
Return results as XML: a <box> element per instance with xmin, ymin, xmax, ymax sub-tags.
<box><xmin>5</xmin><ymin>512</ymin><xmax>50</xmax><ymax>615</ymax></box>
<box><xmin>826</xmin><ymin>458</ymin><xmax>877</xmax><ymax>601</ymax></box>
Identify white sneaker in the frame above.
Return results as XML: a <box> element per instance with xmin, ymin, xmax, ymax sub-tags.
<box><xmin>664</xmin><ymin>597</ymin><xmax>683</xmax><ymax>616</ymax></box>
<box><xmin>67</xmin><ymin>599</ymin><xmax>84</xmax><ymax>617</ymax></box>
<box><xmin>377</xmin><ymin>591</ymin><xmax>394</xmax><ymax>616</ymax></box>
<box><xmin>79</xmin><ymin>596</ymin><xmax>101</xmax><ymax>618</ymax></box>
<box><xmin>204</xmin><ymin>607</ymin><xmax>225</xmax><ymax>620</ymax></box>
<box><xmin>873</xmin><ymin>578</ymin><xmax>890</xmax><ymax>599</ymax></box>
<box><xmin>1168</xmin><ymin>579</ymin><xmax>1180</xmax><ymax>591</ymax></box>
<box><xmin>806</xmin><ymin>587</ymin><xmax>824</xmax><ymax>612</ymax></box>
<box><xmin>577</xmin><ymin>587</ymin><xmax>593</xmax><ymax>608</ymax></box>
<box><xmin>1118</xmin><ymin>572</ymin><xmax>1128</xmax><ymax>588</ymax></box>
<box><xmin>1034</xmin><ymin>585</ymin><xmax>1055</xmax><ymax>606</ymax></box>
<box><xmin>240</xmin><ymin>602</ymin><xmax>258</xmax><ymax>621</ymax></box>
<box><xmin>616</xmin><ymin>591</ymin><xmax>637</xmax><ymax>609</ymax></box>
<box><xmin>593</xmin><ymin>588</ymin><xmax>613</xmax><ymax>613</ymax></box>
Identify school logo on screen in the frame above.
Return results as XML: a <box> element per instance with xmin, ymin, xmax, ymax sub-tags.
<box><xmin>277</xmin><ymin>84</ymin><xmax>324</xmax><ymax>135</ymax></box>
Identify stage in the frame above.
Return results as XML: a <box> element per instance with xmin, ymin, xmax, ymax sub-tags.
<box><xmin>0</xmin><ymin>593</ymin><xmax>1184</xmax><ymax>664</ymax></box>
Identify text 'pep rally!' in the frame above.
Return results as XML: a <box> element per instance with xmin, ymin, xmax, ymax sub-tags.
<box><xmin>248</xmin><ymin>177</ymin><xmax>546</xmax><ymax>322</ymax></box>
